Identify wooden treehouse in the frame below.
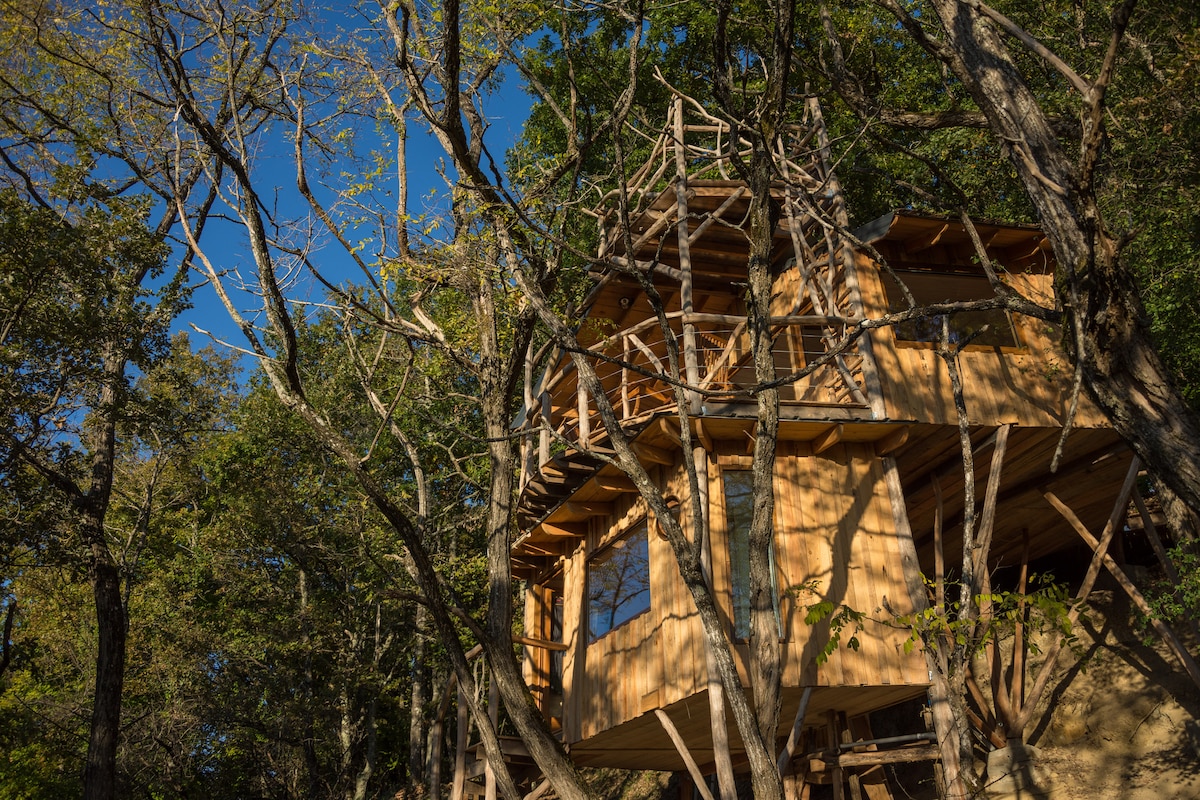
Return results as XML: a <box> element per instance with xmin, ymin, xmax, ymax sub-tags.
<box><xmin>500</xmin><ymin>98</ymin><xmax>1137</xmax><ymax>796</ymax></box>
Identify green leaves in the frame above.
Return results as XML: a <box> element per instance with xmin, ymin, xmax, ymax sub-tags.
<box><xmin>797</xmin><ymin>581</ymin><xmax>866</xmax><ymax>666</ymax></box>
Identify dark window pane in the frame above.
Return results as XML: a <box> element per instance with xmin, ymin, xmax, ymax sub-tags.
<box><xmin>550</xmin><ymin>595</ymin><xmax>564</xmax><ymax>693</ymax></box>
<box><xmin>588</xmin><ymin>522</ymin><xmax>651</xmax><ymax>641</ymax></box>
<box><xmin>883</xmin><ymin>271</ymin><xmax>1019</xmax><ymax>348</ymax></box>
<box><xmin>724</xmin><ymin>471</ymin><xmax>780</xmax><ymax>640</ymax></box>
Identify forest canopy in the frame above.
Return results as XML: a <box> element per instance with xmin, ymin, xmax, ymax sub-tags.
<box><xmin>1</xmin><ymin>0</ymin><xmax>1197</xmax><ymax>798</ymax></box>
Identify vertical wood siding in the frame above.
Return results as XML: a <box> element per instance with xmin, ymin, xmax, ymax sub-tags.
<box><xmin>854</xmin><ymin>254</ymin><xmax>1109</xmax><ymax>429</ymax></box>
<box><xmin>554</xmin><ymin>443</ymin><xmax>927</xmax><ymax>745</ymax></box>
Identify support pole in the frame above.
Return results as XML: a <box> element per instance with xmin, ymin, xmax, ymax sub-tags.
<box><xmin>671</xmin><ymin>97</ymin><xmax>702</xmax><ymax>415</ymax></box>
<box><xmin>655</xmin><ymin>709</ymin><xmax>718</xmax><ymax>800</ymax></box>
<box><xmin>1044</xmin><ymin>489</ymin><xmax>1200</xmax><ymax>693</ymax></box>
<box><xmin>1009</xmin><ymin>457</ymin><xmax>1140</xmax><ymax>734</ymax></box>
<box><xmin>698</xmin><ymin>443</ymin><xmax>737</xmax><ymax>800</ymax></box>
<box><xmin>778</xmin><ymin>686</ymin><xmax>814</xmax><ymax>775</ymax></box>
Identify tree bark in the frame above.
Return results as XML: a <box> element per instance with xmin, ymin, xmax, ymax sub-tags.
<box><xmin>409</xmin><ymin>605</ymin><xmax>430</xmax><ymax>790</ymax></box>
<box><xmin>81</xmin><ymin>345</ymin><xmax>128</xmax><ymax>800</ymax></box>
<box><xmin>745</xmin><ymin>146</ymin><xmax>784</xmax><ymax>762</ymax></box>
<box><xmin>477</xmin><ymin>312</ymin><xmax>592</xmax><ymax>800</ymax></box>
<box><xmin>921</xmin><ymin>0</ymin><xmax>1200</xmax><ymax>529</ymax></box>
<box><xmin>706</xmin><ymin>2</ymin><xmax>795</xmax><ymax>794</ymax></box>
<box><xmin>82</xmin><ymin>532</ymin><xmax>126</xmax><ymax>800</ymax></box>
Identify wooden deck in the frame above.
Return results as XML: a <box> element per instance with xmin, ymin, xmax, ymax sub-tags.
<box><xmin>565</xmin><ymin>685</ymin><xmax>928</xmax><ymax>771</ymax></box>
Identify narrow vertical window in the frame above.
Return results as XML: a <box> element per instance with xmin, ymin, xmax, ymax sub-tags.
<box><xmin>588</xmin><ymin>521</ymin><xmax>651</xmax><ymax>642</ymax></box>
<box><xmin>724</xmin><ymin>470</ymin><xmax>780</xmax><ymax>640</ymax></box>
<box><xmin>549</xmin><ymin>594</ymin><xmax>564</xmax><ymax>695</ymax></box>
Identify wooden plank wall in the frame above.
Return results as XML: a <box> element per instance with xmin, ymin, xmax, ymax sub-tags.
<box><xmin>561</xmin><ymin>485</ymin><xmax>706</xmax><ymax>743</ymax></box>
<box><xmin>853</xmin><ymin>254</ymin><xmax>1110</xmax><ymax>429</ymax></box>
<box><xmin>711</xmin><ymin>442</ymin><xmax>926</xmax><ymax>691</ymax></box>
<box><xmin>555</xmin><ymin>443</ymin><xmax>927</xmax><ymax>746</ymax></box>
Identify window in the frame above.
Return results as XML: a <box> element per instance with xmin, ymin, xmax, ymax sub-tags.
<box><xmin>882</xmin><ymin>270</ymin><xmax>1019</xmax><ymax>348</ymax></box>
<box><xmin>588</xmin><ymin>522</ymin><xmax>651</xmax><ymax>641</ymax></box>
<box><xmin>549</xmin><ymin>593</ymin><xmax>564</xmax><ymax>695</ymax></box>
<box><xmin>724</xmin><ymin>471</ymin><xmax>781</xmax><ymax>640</ymax></box>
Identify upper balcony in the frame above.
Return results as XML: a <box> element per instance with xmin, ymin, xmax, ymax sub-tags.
<box><xmin>516</xmin><ymin>99</ymin><xmax>881</xmax><ymax>529</ymax></box>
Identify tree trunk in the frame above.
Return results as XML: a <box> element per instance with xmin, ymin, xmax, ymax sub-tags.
<box><xmin>746</xmin><ymin>146</ymin><xmax>784</xmax><ymax>770</ymax></box>
<box><xmin>82</xmin><ymin>346</ymin><xmax>127</xmax><ymax>800</ymax></box>
<box><xmin>925</xmin><ymin>0</ymin><xmax>1200</xmax><ymax>528</ymax></box>
<box><xmin>82</xmin><ymin>534</ymin><xmax>126</xmax><ymax>800</ymax></box>
<box><xmin>479</xmin><ymin>375</ymin><xmax>592</xmax><ymax>800</ymax></box>
<box><xmin>409</xmin><ymin>605</ymin><xmax>430</xmax><ymax>789</ymax></box>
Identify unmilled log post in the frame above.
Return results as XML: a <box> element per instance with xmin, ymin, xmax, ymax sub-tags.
<box><xmin>1045</xmin><ymin>489</ymin><xmax>1200</xmax><ymax>693</ymax></box>
<box><xmin>655</xmin><ymin>710</ymin><xmax>717</xmax><ymax>800</ymax></box>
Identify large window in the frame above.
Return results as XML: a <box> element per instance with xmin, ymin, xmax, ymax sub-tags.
<box><xmin>883</xmin><ymin>270</ymin><xmax>1019</xmax><ymax>348</ymax></box>
<box><xmin>724</xmin><ymin>471</ymin><xmax>781</xmax><ymax>640</ymax></box>
<box><xmin>588</xmin><ymin>522</ymin><xmax>651</xmax><ymax>642</ymax></box>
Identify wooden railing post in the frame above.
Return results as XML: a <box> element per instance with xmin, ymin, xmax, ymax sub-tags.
<box><xmin>576</xmin><ymin>379</ymin><xmax>590</xmax><ymax>444</ymax></box>
<box><xmin>539</xmin><ymin>392</ymin><xmax>551</xmax><ymax>467</ymax></box>
<box><xmin>671</xmin><ymin>97</ymin><xmax>702</xmax><ymax>414</ymax></box>
<box><xmin>621</xmin><ymin>336</ymin><xmax>631</xmax><ymax>419</ymax></box>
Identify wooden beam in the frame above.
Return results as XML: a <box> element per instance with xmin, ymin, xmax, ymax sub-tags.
<box><xmin>657</xmin><ymin>416</ymin><xmax>684</xmax><ymax>447</ymax></box>
<box><xmin>904</xmin><ymin>223</ymin><xmax>949</xmax><ymax>254</ymax></box>
<box><xmin>812</xmin><ymin>424</ymin><xmax>844</xmax><ymax>456</ymax></box>
<box><xmin>632</xmin><ymin>442</ymin><xmax>676</xmax><ymax>466</ymax></box>
<box><xmin>695</xmin><ymin>417</ymin><xmax>714</xmax><ymax>452</ymax></box>
<box><xmin>687</xmin><ymin>186</ymin><xmax>747</xmax><ymax>246</ymax></box>
<box><xmin>512</xmin><ymin>635</ymin><xmax>568</xmax><ymax>652</ymax></box>
<box><xmin>971</xmin><ymin>423</ymin><xmax>1011</xmax><ymax>583</ymax></box>
<box><xmin>1007</xmin><ymin>457</ymin><xmax>1140</xmax><ymax>735</ymax></box>
<box><xmin>536</xmin><ymin>521</ymin><xmax>586</xmax><ymax>539</ymax></box>
<box><xmin>873</xmin><ymin>426</ymin><xmax>909</xmax><ymax>457</ymax></box>
<box><xmin>932</xmin><ymin>474</ymin><xmax>945</xmax><ymax>614</ymax></box>
<box><xmin>593</xmin><ymin>473</ymin><xmax>639</xmax><ymax>492</ymax></box>
<box><xmin>558</xmin><ymin>501</ymin><xmax>612</xmax><ymax>520</ymax></box>
<box><xmin>808</xmin><ymin>744</ymin><xmax>942</xmax><ymax>771</ymax></box>
<box><xmin>777</xmin><ymin>686</ymin><xmax>813</xmax><ymax>775</ymax></box>
<box><xmin>514</xmin><ymin>542</ymin><xmax>564</xmax><ymax>557</ymax></box>
<box><xmin>881</xmin><ymin>456</ymin><xmax>965</xmax><ymax>799</ymax></box>
<box><xmin>1043</xmin><ymin>488</ymin><xmax>1200</xmax><ymax>693</ymax></box>
<box><xmin>654</xmin><ymin>710</ymin><xmax>717</xmax><ymax>800</ymax></box>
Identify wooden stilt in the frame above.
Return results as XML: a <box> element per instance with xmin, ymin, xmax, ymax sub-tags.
<box><xmin>970</xmin><ymin>424</ymin><xmax>1011</xmax><ymax>583</ymax></box>
<box><xmin>846</xmin><ymin>716</ymin><xmax>895</xmax><ymax>800</ymax></box>
<box><xmin>827</xmin><ymin>711</ymin><xmax>845</xmax><ymax>800</ymax></box>
<box><xmin>883</xmin><ymin>456</ymin><xmax>965</xmax><ymax>800</ymax></box>
<box><xmin>778</xmin><ymin>686</ymin><xmax>814</xmax><ymax>775</ymax></box>
<box><xmin>655</xmin><ymin>709</ymin><xmax>717</xmax><ymax>800</ymax></box>
<box><xmin>697</xmin><ymin>446</ymin><xmax>737</xmax><ymax>800</ymax></box>
<box><xmin>1045</xmin><ymin>489</ymin><xmax>1200</xmax><ymax>692</ymax></box>
<box><xmin>932</xmin><ymin>475</ymin><xmax>945</xmax><ymax>615</ymax></box>
<box><xmin>1011</xmin><ymin>457</ymin><xmax>1140</xmax><ymax>734</ymax></box>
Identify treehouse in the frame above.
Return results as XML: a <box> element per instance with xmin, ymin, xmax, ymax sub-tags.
<box><xmin>506</xmin><ymin>99</ymin><xmax>1133</xmax><ymax>789</ymax></box>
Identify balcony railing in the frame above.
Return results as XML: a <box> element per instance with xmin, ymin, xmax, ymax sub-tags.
<box><xmin>523</xmin><ymin>312</ymin><xmax>867</xmax><ymax>469</ymax></box>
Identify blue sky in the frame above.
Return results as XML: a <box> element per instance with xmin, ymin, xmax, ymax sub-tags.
<box><xmin>173</xmin><ymin>68</ymin><xmax>533</xmax><ymax>369</ymax></box>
